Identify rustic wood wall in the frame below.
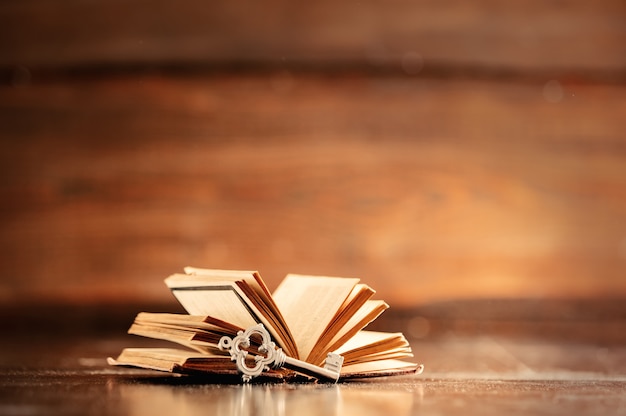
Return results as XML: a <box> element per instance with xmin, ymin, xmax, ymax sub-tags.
<box><xmin>1</xmin><ymin>0</ymin><xmax>625</xmax><ymax>307</ymax></box>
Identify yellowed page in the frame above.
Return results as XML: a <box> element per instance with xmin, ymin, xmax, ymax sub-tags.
<box><xmin>184</xmin><ymin>267</ymin><xmax>280</xmax><ymax>322</ymax></box>
<box><xmin>108</xmin><ymin>348</ymin><xmax>232</xmax><ymax>373</ymax></box>
<box><xmin>308</xmin><ymin>299</ymin><xmax>388</xmax><ymax>364</ymax></box>
<box><xmin>272</xmin><ymin>274</ymin><xmax>360</xmax><ymax>361</ymax></box>
<box><xmin>165</xmin><ymin>277</ymin><xmax>259</xmax><ymax>329</ymax></box>
<box><xmin>128</xmin><ymin>323</ymin><xmax>217</xmax><ymax>353</ymax></box>
<box><xmin>165</xmin><ymin>273</ymin><xmax>297</xmax><ymax>356</ymax></box>
<box><xmin>183</xmin><ymin>268</ymin><xmax>268</xmax><ymax>301</ymax></box>
<box><xmin>134</xmin><ymin>312</ymin><xmax>241</xmax><ymax>333</ymax></box>
<box><xmin>333</xmin><ymin>330</ymin><xmax>413</xmax><ymax>365</ymax></box>
<box><xmin>309</xmin><ymin>284</ymin><xmax>374</xmax><ymax>354</ymax></box>
<box><xmin>342</xmin><ymin>349</ymin><xmax>413</xmax><ymax>365</ymax></box>
<box><xmin>340</xmin><ymin>359</ymin><xmax>422</xmax><ymax>378</ymax></box>
<box><xmin>180</xmin><ymin>268</ymin><xmax>297</xmax><ymax>357</ymax></box>
<box><xmin>334</xmin><ymin>330</ymin><xmax>404</xmax><ymax>354</ymax></box>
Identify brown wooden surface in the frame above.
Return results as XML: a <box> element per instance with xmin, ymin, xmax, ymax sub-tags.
<box><xmin>1</xmin><ymin>328</ymin><xmax>626</xmax><ymax>416</ymax></box>
<box><xmin>1</xmin><ymin>0</ymin><xmax>625</xmax><ymax>73</ymax></box>
<box><xmin>0</xmin><ymin>0</ymin><xmax>625</xmax><ymax>307</ymax></box>
<box><xmin>1</xmin><ymin>73</ymin><xmax>625</xmax><ymax>306</ymax></box>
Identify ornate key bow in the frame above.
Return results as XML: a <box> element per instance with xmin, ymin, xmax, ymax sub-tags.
<box><xmin>218</xmin><ymin>323</ymin><xmax>343</xmax><ymax>383</ymax></box>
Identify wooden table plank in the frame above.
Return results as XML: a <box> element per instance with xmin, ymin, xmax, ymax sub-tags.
<box><xmin>1</xmin><ymin>332</ymin><xmax>625</xmax><ymax>416</ymax></box>
<box><xmin>1</xmin><ymin>0</ymin><xmax>624</xmax><ymax>72</ymax></box>
<box><xmin>1</xmin><ymin>73</ymin><xmax>625</xmax><ymax>305</ymax></box>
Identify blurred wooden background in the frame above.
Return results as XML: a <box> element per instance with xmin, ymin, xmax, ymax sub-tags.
<box><xmin>1</xmin><ymin>0</ymin><xmax>625</xmax><ymax>310</ymax></box>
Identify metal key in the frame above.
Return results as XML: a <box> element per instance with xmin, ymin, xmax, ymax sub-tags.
<box><xmin>218</xmin><ymin>323</ymin><xmax>344</xmax><ymax>383</ymax></box>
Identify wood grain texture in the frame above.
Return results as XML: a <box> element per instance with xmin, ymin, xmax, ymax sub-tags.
<box><xmin>3</xmin><ymin>333</ymin><xmax>626</xmax><ymax>415</ymax></box>
<box><xmin>1</xmin><ymin>73</ymin><xmax>625</xmax><ymax>305</ymax></box>
<box><xmin>1</xmin><ymin>0</ymin><xmax>625</xmax><ymax>72</ymax></box>
<box><xmin>1</xmin><ymin>0</ymin><xmax>625</xmax><ymax>306</ymax></box>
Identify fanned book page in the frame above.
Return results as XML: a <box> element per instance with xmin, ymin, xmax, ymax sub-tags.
<box><xmin>109</xmin><ymin>267</ymin><xmax>423</xmax><ymax>382</ymax></box>
<box><xmin>165</xmin><ymin>278</ymin><xmax>258</xmax><ymax>328</ymax></box>
<box><xmin>165</xmin><ymin>272</ymin><xmax>298</xmax><ymax>358</ymax></box>
<box><xmin>272</xmin><ymin>274</ymin><xmax>361</xmax><ymax>361</ymax></box>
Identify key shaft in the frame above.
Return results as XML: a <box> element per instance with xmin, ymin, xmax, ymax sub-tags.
<box><xmin>218</xmin><ymin>323</ymin><xmax>343</xmax><ymax>383</ymax></box>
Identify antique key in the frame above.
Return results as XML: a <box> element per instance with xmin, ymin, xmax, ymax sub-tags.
<box><xmin>218</xmin><ymin>323</ymin><xmax>344</xmax><ymax>383</ymax></box>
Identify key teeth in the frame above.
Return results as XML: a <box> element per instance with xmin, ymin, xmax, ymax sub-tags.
<box><xmin>323</xmin><ymin>353</ymin><xmax>344</xmax><ymax>374</ymax></box>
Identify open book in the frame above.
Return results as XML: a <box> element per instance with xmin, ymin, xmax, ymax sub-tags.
<box><xmin>109</xmin><ymin>267</ymin><xmax>422</xmax><ymax>381</ymax></box>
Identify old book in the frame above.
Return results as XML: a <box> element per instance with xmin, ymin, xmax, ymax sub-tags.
<box><xmin>109</xmin><ymin>267</ymin><xmax>422</xmax><ymax>381</ymax></box>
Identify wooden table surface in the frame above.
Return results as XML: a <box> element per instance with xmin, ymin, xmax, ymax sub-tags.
<box><xmin>2</xmin><ymin>72</ymin><xmax>626</xmax><ymax>307</ymax></box>
<box><xmin>2</xmin><ymin>316</ymin><xmax>626</xmax><ymax>416</ymax></box>
<box><xmin>2</xmin><ymin>0</ymin><xmax>626</xmax><ymax>307</ymax></box>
